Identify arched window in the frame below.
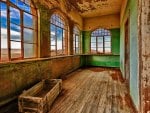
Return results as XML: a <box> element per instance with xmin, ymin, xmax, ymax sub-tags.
<box><xmin>73</xmin><ymin>26</ymin><xmax>80</xmax><ymax>54</ymax></box>
<box><xmin>50</xmin><ymin>13</ymin><xmax>67</xmax><ymax>56</ymax></box>
<box><xmin>0</xmin><ymin>0</ymin><xmax>38</xmax><ymax>62</ymax></box>
<box><xmin>91</xmin><ymin>28</ymin><xmax>111</xmax><ymax>54</ymax></box>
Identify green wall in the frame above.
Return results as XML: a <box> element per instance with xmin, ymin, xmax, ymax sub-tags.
<box><xmin>120</xmin><ymin>0</ymin><xmax>139</xmax><ymax>109</ymax></box>
<box><xmin>85</xmin><ymin>55</ymin><xmax>120</xmax><ymax>67</ymax></box>
<box><xmin>82</xmin><ymin>28</ymin><xmax>120</xmax><ymax>67</ymax></box>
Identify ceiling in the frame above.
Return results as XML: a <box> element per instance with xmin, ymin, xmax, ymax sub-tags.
<box><xmin>66</xmin><ymin>0</ymin><xmax>123</xmax><ymax>18</ymax></box>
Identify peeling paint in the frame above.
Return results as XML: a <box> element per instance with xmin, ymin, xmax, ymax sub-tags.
<box><xmin>65</xmin><ymin>0</ymin><xmax>122</xmax><ymax>17</ymax></box>
<box><xmin>139</xmin><ymin>0</ymin><xmax>150</xmax><ymax>112</ymax></box>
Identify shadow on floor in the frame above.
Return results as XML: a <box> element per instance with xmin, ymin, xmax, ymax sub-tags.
<box><xmin>0</xmin><ymin>99</ymin><xmax>18</xmax><ymax>113</ymax></box>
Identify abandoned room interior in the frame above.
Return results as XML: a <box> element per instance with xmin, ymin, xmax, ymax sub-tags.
<box><xmin>0</xmin><ymin>0</ymin><xmax>149</xmax><ymax>113</ymax></box>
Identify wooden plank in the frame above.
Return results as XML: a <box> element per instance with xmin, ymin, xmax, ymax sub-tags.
<box><xmin>49</xmin><ymin>68</ymin><xmax>136</xmax><ymax>113</ymax></box>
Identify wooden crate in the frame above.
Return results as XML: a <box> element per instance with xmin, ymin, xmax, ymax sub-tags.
<box><xmin>18</xmin><ymin>79</ymin><xmax>62</xmax><ymax>113</ymax></box>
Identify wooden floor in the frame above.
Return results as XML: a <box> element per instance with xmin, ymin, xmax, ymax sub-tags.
<box><xmin>0</xmin><ymin>67</ymin><xmax>136</xmax><ymax>113</ymax></box>
<box><xmin>49</xmin><ymin>67</ymin><xmax>136</xmax><ymax>113</ymax></box>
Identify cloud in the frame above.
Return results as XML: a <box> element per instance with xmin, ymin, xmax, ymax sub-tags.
<box><xmin>1</xmin><ymin>10</ymin><xmax>7</xmax><ymax>18</ymax></box>
<box><xmin>1</xmin><ymin>28</ymin><xmax>20</xmax><ymax>36</ymax></box>
<box><xmin>1</xmin><ymin>28</ymin><xmax>20</xmax><ymax>49</ymax></box>
<box><xmin>1</xmin><ymin>6</ymin><xmax>32</xmax><ymax>20</ymax></box>
<box><xmin>51</xmin><ymin>40</ymin><xmax>62</xmax><ymax>50</ymax></box>
<box><xmin>51</xmin><ymin>31</ymin><xmax>55</xmax><ymax>35</ymax></box>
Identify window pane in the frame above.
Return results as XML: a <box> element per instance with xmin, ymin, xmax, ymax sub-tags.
<box><xmin>25</xmin><ymin>0</ymin><xmax>30</xmax><ymax>5</ymax></box>
<box><xmin>51</xmin><ymin>24</ymin><xmax>56</xmax><ymax>54</ymax></box>
<box><xmin>105</xmin><ymin>36</ymin><xmax>111</xmax><ymax>41</ymax></box>
<box><xmin>17</xmin><ymin>0</ymin><xmax>25</xmax><ymax>10</ymax></box>
<box><xmin>98</xmin><ymin>42</ymin><xmax>103</xmax><ymax>48</ymax></box>
<box><xmin>73</xmin><ymin>37</ymin><xmax>75</xmax><ymax>48</ymax></box>
<box><xmin>63</xmin><ymin>29</ymin><xmax>65</xmax><ymax>38</ymax></box>
<box><xmin>10</xmin><ymin>23</ymin><xmax>21</xmax><ymax>41</ymax></box>
<box><xmin>1</xmin><ymin>29</ymin><xmax>8</xmax><ymax>61</ymax></box>
<box><xmin>76</xmin><ymin>42</ymin><xmax>79</xmax><ymax>48</ymax></box>
<box><xmin>1</xmin><ymin>3</ymin><xmax>8</xmax><ymax>61</ymax></box>
<box><xmin>91</xmin><ymin>48</ymin><xmax>96</xmax><ymax>53</ymax></box>
<box><xmin>1</xmin><ymin>50</ymin><xmax>8</xmax><ymax>61</ymax></box>
<box><xmin>97</xmin><ymin>37</ymin><xmax>103</xmax><ymax>42</ymax></box>
<box><xmin>51</xmin><ymin>45</ymin><xmax>56</xmax><ymax>56</ymax></box>
<box><xmin>73</xmin><ymin>47</ymin><xmax>75</xmax><ymax>51</ymax></box>
<box><xmin>51</xmin><ymin>24</ymin><xmax>55</xmax><ymax>34</ymax></box>
<box><xmin>1</xmin><ymin>2</ymin><xmax>7</xmax><ymax>28</ymax></box>
<box><xmin>51</xmin><ymin>36</ymin><xmax>56</xmax><ymax>47</ymax></box>
<box><xmin>105</xmin><ymin>48</ymin><xmax>111</xmax><ymax>53</ymax></box>
<box><xmin>98</xmin><ymin>48</ymin><xmax>103</xmax><ymax>53</ymax></box>
<box><xmin>105</xmin><ymin>42</ymin><xmax>111</xmax><ymax>47</ymax></box>
<box><xmin>23</xmin><ymin>12</ymin><xmax>33</xmax><ymax>28</ymax></box>
<box><xmin>73</xmin><ymin>33</ymin><xmax>80</xmax><ymax>54</ymax></box>
<box><xmin>24</xmin><ymin>4</ymin><xmax>30</xmax><ymax>13</ymax></box>
<box><xmin>91</xmin><ymin>43</ymin><xmax>96</xmax><ymax>48</ymax></box>
<box><xmin>57</xmin><ymin>27</ymin><xmax>63</xmax><ymax>54</ymax></box>
<box><xmin>24</xmin><ymin>28</ymin><xmax>34</xmax><ymax>43</ymax></box>
<box><xmin>76</xmin><ymin>35</ymin><xmax>79</xmax><ymax>42</ymax></box>
<box><xmin>51</xmin><ymin>45</ymin><xmax>56</xmax><ymax>50</ymax></box>
<box><xmin>51</xmin><ymin>14</ymin><xmax>65</xmax><ymax>28</ymax></box>
<box><xmin>11</xmin><ymin>41</ymin><xmax>21</xmax><ymax>58</ymax></box>
<box><xmin>24</xmin><ymin>43</ymin><xmax>35</xmax><ymax>58</ymax></box>
<box><xmin>51</xmin><ymin>39</ymin><xmax>56</xmax><ymax>46</ymax></box>
<box><xmin>91</xmin><ymin>37</ymin><xmax>96</xmax><ymax>42</ymax></box>
<box><xmin>76</xmin><ymin>47</ymin><xmax>79</xmax><ymax>54</ymax></box>
<box><xmin>10</xmin><ymin>0</ymin><xmax>17</xmax><ymax>5</ymax></box>
<box><xmin>51</xmin><ymin>24</ymin><xmax>56</xmax><ymax>44</ymax></box>
<box><xmin>10</xmin><ymin>7</ymin><xmax>20</xmax><ymax>25</ymax></box>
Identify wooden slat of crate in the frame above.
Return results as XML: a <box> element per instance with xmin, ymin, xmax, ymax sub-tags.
<box><xmin>46</xmin><ymin>80</ymin><xmax>62</xmax><ymax>111</ymax></box>
<box><xmin>22</xmin><ymin>81</ymin><xmax>44</xmax><ymax>96</ymax></box>
<box><xmin>18</xmin><ymin>96</ymin><xmax>42</xmax><ymax>112</ymax></box>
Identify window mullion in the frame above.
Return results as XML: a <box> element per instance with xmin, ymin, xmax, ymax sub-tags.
<box><xmin>75</xmin><ymin>35</ymin><xmax>76</xmax><ymax>54</ymax></box>
<box><xmin>55</xmin><ymin>27</ymin><xmax>57</xmax><ymax>55</ymax></box>
<box><xmin>96</xmin><ymin>37</ymin><xmax>98</xmax><ymax>53</ymax></box>
<box><xmin>78</xmin><ymin>35</ymin><xmax>80</xmax><ymax>54</ymax></box>
<box><xmin>61</xmin><ymin>28</ymin><xmax>63</xmax><ymax>55</ymax></box>
<box><xmin>78</xmin><ymin>33</ymin><xmax>81</xmax><ymax>54</ymax></box>
<box><xmin>103</xmin><ymin>36</ymin><xmax>105</xmax><ymax>53</ymax></box>
<box><xmin>20</xmin><ymin>11</ymin><xmax>24</xmax><ymax>59</ymax></box>
<box><xmin>0</xmin><ymin>3</ymin><xmax>1</xmax><ymax>60</ymax></box>
<box><xmin>7</xmin><ymin>5</ymin><xmax>11</xmax><ymax>61</ymax></box>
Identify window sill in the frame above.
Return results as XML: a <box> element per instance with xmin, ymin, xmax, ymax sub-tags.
<box><xmin>81</xmin><ymin>54</ymin><xmax>120</xmax><ymax>56</ymax></box>
<box><xmin>0</xmin><ymin>55</ymin><xmax>81</xmax><ymax>66</ymax></box>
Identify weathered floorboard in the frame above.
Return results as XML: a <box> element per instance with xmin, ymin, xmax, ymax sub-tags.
<box><xmin>49</xmin><ymin>68</ymin><xmax>136</xmax><ymax>113</ymax></box>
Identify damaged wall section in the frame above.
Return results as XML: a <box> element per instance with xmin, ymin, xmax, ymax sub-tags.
<box><xmin>139</xmin><ymin>0</ymin><xmax>150</xmax><ymax>112</ymax></box>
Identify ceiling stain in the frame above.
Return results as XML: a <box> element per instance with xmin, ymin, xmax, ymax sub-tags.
<box><xmin>65</xmin><ymin>0</ymin><xmax>123</xmax><ymax>18</ymax></box>
<box><xmin>44</xmin><ymin>0</ymin><xmax>123</xmax><ymax>18</ymax></box>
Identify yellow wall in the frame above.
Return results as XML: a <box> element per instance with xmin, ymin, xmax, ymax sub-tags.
<box><xmin>83</xmin><ymin>14</ymin><xmax>120</xmax><ymax>31</ymax></box>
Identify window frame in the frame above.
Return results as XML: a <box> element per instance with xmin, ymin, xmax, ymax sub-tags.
<box><xmin>50</xmin><ymin>13</ymin><xmax>68</xmax><ymax>57</ymax></box>
<box><xmin>90</xmin><ymin>28</ymin><xmax>111</xmax><ymax>54</ymax></box>
<box><xmin>0</xmin><ymin>0</ymin><xmax>38</xmax><ymax>62</ymax></box>
<box><xmin>73</xmin><ymin>26</ymin><xmax>81</xmax><ymax>55</ymax></box>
